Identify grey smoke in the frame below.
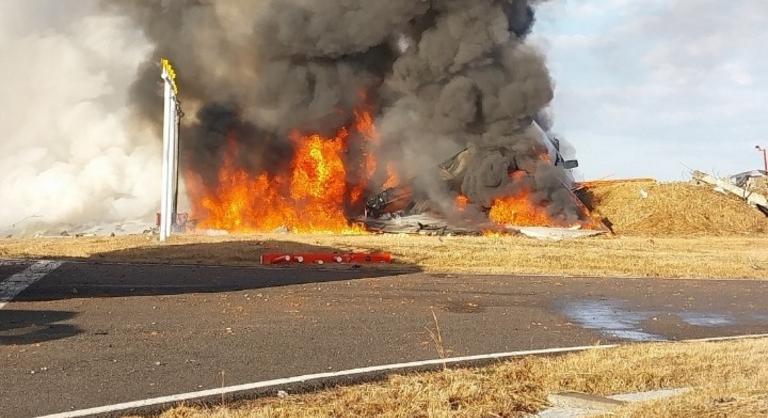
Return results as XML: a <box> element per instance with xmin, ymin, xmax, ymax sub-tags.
<box><xmin>102</xmin><ymin>0</ymin><xmax>585</xmax><ymax>223</ymax></box>
<box><xmin>103</xmin><ymin>0</ymin><xmax>577</xmax><ymax>225</ymax></box>
<box><xmin>0</xmin><ymin>0</ymin><xmax>584</xmax><ymax>235</ymax></box>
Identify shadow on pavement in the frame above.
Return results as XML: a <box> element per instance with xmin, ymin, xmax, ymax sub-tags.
<box><xmin>0</xmin><ymin>310</ymin><xmax>81</xmax><ymax>345</ymax></box>
<box><xmin>14</xmin><ymin>239</ymin><xmax>421</xmax><ymax>302</ymax></box>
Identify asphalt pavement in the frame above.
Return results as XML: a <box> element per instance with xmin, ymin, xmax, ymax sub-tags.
<box><xmin>2</xmin><ymin>260</ymin><xmax>768</xmax><ymax>417</ymax></box>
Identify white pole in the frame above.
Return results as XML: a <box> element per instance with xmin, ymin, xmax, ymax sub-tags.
<box><xmin>166</xmin><ymin>95</ymin><xmax>179</xmax><ymax>238</ymax></box>
<box><xmin>160</xmin><ymin>59</ymin><xmax>181</xmax><ymax>242</ymax></box>
<box><xmin>172</xmin><ymin>101</ymin><xmax>180</xmax><ymax>218</ymax></box>
<box><xmin>160</xmin><ymin>67</ymin><xmax>174</xmax><ymax>242</ymax></box>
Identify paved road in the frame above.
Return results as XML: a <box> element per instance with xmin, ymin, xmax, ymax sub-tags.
<box><xmin>2</xmin><ymin>261</ymin><xmax>768</xmax><ymax>417</ymax></box>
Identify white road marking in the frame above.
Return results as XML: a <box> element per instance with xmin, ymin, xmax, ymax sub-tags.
<box><xmin>0</xmin><ymin>260</ymin><xmax>62</xmax><ymax>309</ymax></box>
<box><xmin>39</xmin><ymin>344</ymin><xmax>616</xmax><ymax>418</ymax></box>
<box><xmin>38</xmin><ymin>333</ymin><xmax>768</xmax><ymax>418</ymax></box>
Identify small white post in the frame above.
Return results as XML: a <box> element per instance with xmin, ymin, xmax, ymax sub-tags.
<box><xmin>160</xmin><ymin>59</ymin><xmax>179</xmax><ymax>242</ymax></box>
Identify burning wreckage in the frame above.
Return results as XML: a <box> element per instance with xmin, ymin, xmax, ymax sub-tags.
<box><xmin>113</xmin><ymin>0</ymin><xmax>606</xmax><ymax>237</ymax></box>
<box><xmin>363</xmin><ymin>121</ymin><xmax>599</xmax><ymax>235</ymax></box>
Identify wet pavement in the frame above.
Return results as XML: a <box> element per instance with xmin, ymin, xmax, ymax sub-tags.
<box><xmin>1</xmin><ymin>262</ymin><xmax>767</xmax><ymax>417</ymax></box>
<box><xmin>559</xmin><ymin>299</ymin><xmax>753</xmax><ymax>342</ymax></box>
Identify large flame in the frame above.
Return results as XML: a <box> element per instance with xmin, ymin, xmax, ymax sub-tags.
<box><xmin>488</xmin><ymin>189</ymin><xmax>554</xmax><ymax>227</ymax></box>
<box><xmin>487</xmin><ymin>170</ymin><xmax>599</xmax><ymax>229</ymax></box>
<box><xmin>187</xmin><ymin>106</ymin><xmax>597</xmax><ymax>234</ymax></box>
<box><xmin>486</xmin><ymin>170</ymin><xmax>551</xmax><ymax>226</ymax></box>
<box><xmin>187</xmin><ymin>112</ymin><xmax>380</xmax><ymax>234</ymax></box>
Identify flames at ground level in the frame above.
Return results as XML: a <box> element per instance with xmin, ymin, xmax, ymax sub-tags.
<box><xmin>185</xmin><ymin>110</ymin><xmax>378</xmax><ymax>234</ymax></box>
<box><xmin>185</xmin><ymin>111</ymin><xmax>593</xmax><ymax>234</ymax></box>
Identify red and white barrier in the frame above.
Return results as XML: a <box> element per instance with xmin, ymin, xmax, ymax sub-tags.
<box><xmin>261</xmin><ymin>252</ymin><xmax>392</xmax><ymax>265</ymax></box>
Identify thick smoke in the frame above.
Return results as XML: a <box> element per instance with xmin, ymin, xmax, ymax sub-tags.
<box><xmin>0</xmin><ymin>1</ymin><xmax>157</xmax><ymax>235</ymax></box>
<box><xmin>0</xmin><ymin>0</ymin><xmax>584</xmax><ymax>236</ymax></box>
<box><xmin>105</xmin><ymin>0</ymin><xmax>585</xmax><ymax>224</ymax></box>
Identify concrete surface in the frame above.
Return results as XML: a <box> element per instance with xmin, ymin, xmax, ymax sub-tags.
<box><xmin>1</xmin><ymin>261</ymin><xmax>767</xmax><ymax>417</ymax></box>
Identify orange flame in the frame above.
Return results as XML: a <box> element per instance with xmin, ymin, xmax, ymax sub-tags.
<box><xmin>487</xmin><ymin>171</ymin><xmax>556</xmax><ymax>227</ymax></box>
<box><xmin>188</xmin><ymin>103</ymin><xmax>598</xmax><ymax>234</ymax></box>
<box><xmin>488</xmin><ymin>188</ymin><xmax>553</xmax><ymax>227</ymax></box>
<box><xmin>455</xmin><ymin>195</ymin><xmax>469</xmax><ymax>211</ymax></box>
<box><xmin>383</xmin><ymin>163</ymin><xmax>400</xmax><ymax>189</ymax></box>
<box><xmin>188</xmin><ymin>111</ymin><xmax>382</xmax><ymax>234</ymax></box>
<box><xmin>487</xmin><ymin>170</ymin><xmax>600</xmax><ymax>229</ymax></box>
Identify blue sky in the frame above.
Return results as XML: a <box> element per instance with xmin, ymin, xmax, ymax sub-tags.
<box><xmin>533</xmin><ymin>0</ymin><xmax>768</xmax><ymax>180</ymax></box>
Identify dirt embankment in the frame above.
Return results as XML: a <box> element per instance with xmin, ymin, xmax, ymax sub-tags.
<box><xmin>582</xmin><ymin>180</ymin><xmax>768</xmax><ymax>236</ymax></box>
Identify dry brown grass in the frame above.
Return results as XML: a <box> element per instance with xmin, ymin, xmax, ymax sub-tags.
<box><xmin>152</xmin><ymin>338</ymin><xmax>768</xmax><ymax>418</ymax></box>
<box><xmin>2</xmin><ymin>180</ymin><xmax>767</xmax><ymax>278</ymax></box>
<box><xmin>610</xmin><ymin>384</ymin><xmax>768</xmax><ymax>418</ymax></box>
<box><xmin>600</xmin><ymin>344</ymin><xmax>768</xmax><ymax>417</ymax></box>
<box><xmin>583</xmin><ymin>181</ymin><xmax>768</xmax><ymax>236</ymax></box>
<box><xmin>1</xmin><ymin>233</ymin><xmax>768</xmax><ymax>279</ymax></box>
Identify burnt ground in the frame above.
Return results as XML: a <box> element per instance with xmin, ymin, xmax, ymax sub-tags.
<box><xmin>1</xmin><ymin>261</ymin><xmax>768</xmax><ymax>417</ymax></box>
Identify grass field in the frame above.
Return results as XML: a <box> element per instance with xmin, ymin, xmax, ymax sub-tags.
<box><xmin>5</xmin><ymin>181</ymin><xmax>764</xmax><ymax>417</ymax></box>
<box><xmin>1</xmin><ymin>233</ymin><xmax>767</xmax><ymax>279</ymax></box>
<box><xmin>149</xmin><ymin>337</ymin><xmax>768</xmax><ymax>418</ymax></box>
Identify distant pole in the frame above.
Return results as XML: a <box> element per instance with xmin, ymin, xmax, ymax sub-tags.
<box><xmin>160</xmin><ymin>59</ymin><xmax>180</xmax><ymax>242</ymax></box>
<box><xmin>757</xmin><ymin>145</ymin><xmax>768</xmax><ymax>173</ymax></box>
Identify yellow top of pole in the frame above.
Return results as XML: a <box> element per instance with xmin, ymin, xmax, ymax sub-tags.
<box><xmin>161</xmin><ymin>58</ymin><xmax>179</xmax><ymax>95</ymax></box>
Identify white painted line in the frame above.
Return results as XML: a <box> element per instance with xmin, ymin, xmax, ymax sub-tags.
<box><xmin>0</xmin><ymin>260</ymin><xmax>62</xmax><ymax>309</ymax></box>
<box><xmin>38</xmin><ymin>344</ymin><xmax>616</xmax><ymax>418</ymax></box>
<box><xmin>38</xmin><ymin>332</ymin><xmax>768</xmax><ymax>418</ymax></box>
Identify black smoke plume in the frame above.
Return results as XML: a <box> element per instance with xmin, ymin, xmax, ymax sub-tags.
<box><xmin>105</xmin><ymin>0</ymin><xmax>585</xmax><ymax>224</ymax></box>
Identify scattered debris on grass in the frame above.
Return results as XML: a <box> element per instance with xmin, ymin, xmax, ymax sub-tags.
<box><xmin>694</xmin><ymin>170</ymin><xmax>768</xmax><ymax>216</ymax></box>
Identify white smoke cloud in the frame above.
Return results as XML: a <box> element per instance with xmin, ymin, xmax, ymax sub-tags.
<box><xmin>0</xmin><ymin>1</ymin><xmax>158</xmax><ymax>234</ymax></box>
